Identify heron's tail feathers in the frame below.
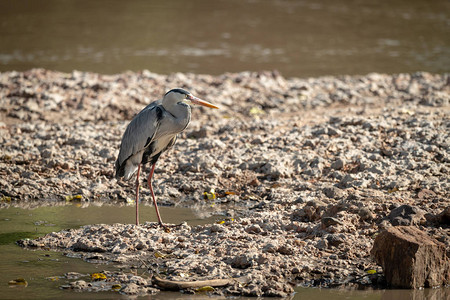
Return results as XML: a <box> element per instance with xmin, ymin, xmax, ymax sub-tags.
<box><xmin>115</xmin><ymin>159</ymin><xmax>139</xmax><ymax>181</ymax></box>
<box><xmin>114</xmin><ymin>159</ymin><xmax>123</xmax><ymax>179</ymax></box>
<box><xmin>123</xmin><ymin>164</ymin><xmax>138</xmax><ymax>181</ymax></box>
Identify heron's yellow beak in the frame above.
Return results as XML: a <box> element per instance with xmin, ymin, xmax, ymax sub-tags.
<box><xmin>188</xmin><ymin>95</ymin><xmax>219</xmax><ymax>109</ymax></box>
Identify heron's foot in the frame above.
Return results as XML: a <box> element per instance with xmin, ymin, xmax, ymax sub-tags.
<box><xmin>161</xmin><ymin>223</ymin><xmax>171</xmax><ymax>233</ymax></box>
<box><xmin>159</xmin><ymin>222</ymin><xmax>184</xmax><ymax>233</ymax></box>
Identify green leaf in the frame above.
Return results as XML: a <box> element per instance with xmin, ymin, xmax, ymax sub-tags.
<box><xmin>8</xmin><ymin>278</ymin><xmax>28</xmax><ymax>286</ymax></box>
<box><xmin>91</xmin><ymin>273</ymin><xmax>107</xmax><ymax>281</ymax></box>
<box><xmin>196</xmin><ymin>286</ymin><xmax>215</xmax><ymax>292</ymax></box>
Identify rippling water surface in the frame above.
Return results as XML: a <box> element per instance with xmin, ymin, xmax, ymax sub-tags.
<box><xmin>0</xmin><ymin>0</ymin><xmax>449</xmax><ymax>77</ymax></box>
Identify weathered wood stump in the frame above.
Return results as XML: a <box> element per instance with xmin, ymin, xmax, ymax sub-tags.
<box><xmin>371</xmin><ymin>226</ymin><xmax>449</xmax><ymax>288</ymax></box>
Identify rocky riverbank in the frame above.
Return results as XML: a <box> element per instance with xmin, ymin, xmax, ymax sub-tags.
<box><xmin>1</xmin><ymin>69</ymin><xmax>449</xmax><ymax>296</ymax></box>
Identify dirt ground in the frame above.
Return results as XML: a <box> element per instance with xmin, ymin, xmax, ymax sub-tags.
<box><xmin>1</xmin><ymin>69</ymin><xmax>449</xmax><ymax>296</ymax></box>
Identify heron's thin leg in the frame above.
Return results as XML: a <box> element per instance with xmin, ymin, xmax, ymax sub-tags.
<box><xmin>135</xmin><ymin>164</ymin><xmax>141</xmax><ymax>226</ymax></box>
<box><xmin>148</xmin><ymin>162</ymin><xmax>164</xmax><ymax>227</ymax></box>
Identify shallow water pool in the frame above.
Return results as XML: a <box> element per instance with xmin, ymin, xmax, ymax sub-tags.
<box><xmin>0</xmin><ymin>204</ymin><xmax>448</xmax><ymax>300</ymax></box>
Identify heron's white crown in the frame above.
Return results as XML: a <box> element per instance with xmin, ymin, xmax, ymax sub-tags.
<box><xmin>162</xmin><ymin>89</ymin><xmax>191</xmax><ymax>108</ymax></box>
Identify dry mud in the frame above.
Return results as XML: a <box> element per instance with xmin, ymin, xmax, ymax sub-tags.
<box><xmin>1</xmin><ymin>69</ymin><xmax>449</xmax><ymax>297</ymax></box>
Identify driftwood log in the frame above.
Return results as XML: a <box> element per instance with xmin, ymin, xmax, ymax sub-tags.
<box><xmin>153</xmin><ymin>276</ymin><xmax>242</xmax><ymax>290</ymax></box>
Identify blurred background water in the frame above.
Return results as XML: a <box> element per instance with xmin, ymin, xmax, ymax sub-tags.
<box><xmin>0</xmin><ymin>0</ymin><xmax>449</xmax><ymax>77</ymax></box>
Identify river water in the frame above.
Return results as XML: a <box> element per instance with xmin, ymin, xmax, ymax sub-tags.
<box><xmin>0</xmin><ymin>0</ymin><xmax>449</xmax><ymax>77</ymax></box>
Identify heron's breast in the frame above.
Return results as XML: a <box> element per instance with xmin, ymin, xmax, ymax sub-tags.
<box><xmin>151</xmin><ymin>134</ymin><xmax>176</xmax><ymax>154</ymax></box>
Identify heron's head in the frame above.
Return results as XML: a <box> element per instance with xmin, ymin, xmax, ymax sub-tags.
<box><xmin>163</xmin><ymin>88</ymin><xmax>219</xmax><ymax>109</ymax></box>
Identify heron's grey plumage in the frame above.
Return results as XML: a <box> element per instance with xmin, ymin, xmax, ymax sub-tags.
<box><xmin>114</xmin><ymin>88</ymin><xmax>218</xmax><ymax>226</ymax></box>
<box><xmin>115</xmin><ymin>101</ymin><xmax>159</xmax><ymax>179</ymax></box>
<box><xmin>115</xmin><ymin>90</ymin><xmax>191</xmax><ymax>181</ymax></box>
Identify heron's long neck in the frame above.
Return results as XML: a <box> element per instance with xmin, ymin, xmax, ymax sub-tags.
<box><xmin>168</xmin><ymin>103</ymin><xmax>191</xmax><ymax>130</ymax></box>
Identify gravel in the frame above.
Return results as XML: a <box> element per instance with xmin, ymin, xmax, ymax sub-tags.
<box><xmin>1</xmin><ymin>69</ymin><xmax>449</xmax><ymax>296</ymax></box>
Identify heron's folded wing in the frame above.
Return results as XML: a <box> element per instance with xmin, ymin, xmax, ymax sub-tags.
<box><xmin>116</xmin><ymin>102</ymin><xmax>163</xmax><ymax>168</ymax></box>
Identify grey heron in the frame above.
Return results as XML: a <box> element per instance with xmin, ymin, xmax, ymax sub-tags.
<box><xmin>115</xmin><ymin>88</ymin><xmax>219</xmax><ymax>227</ymax></box>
